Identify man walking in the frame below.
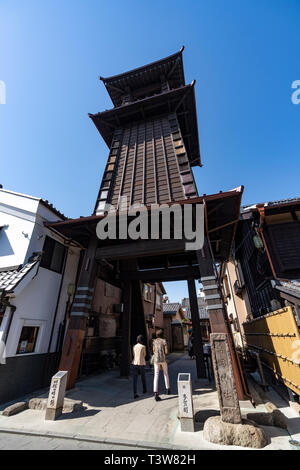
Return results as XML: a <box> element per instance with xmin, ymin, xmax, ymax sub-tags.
<box><xmin>132</xmin><ymin>335</ymin><xmax>147</xmax><ymax>399</ymax></box>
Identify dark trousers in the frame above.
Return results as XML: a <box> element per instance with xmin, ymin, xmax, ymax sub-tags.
<box><xmin>132</xmin><ymin>365</ymin><xmax>146</xmax><ymax>394</ymax></box>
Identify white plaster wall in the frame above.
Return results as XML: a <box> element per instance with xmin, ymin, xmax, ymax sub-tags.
<box><xmin>225</xmin><ymin>261</ymin><xmax>250</xmax><ymax>348</ymax></box>
<box><xmin>0</xmin><ymin>189</ymin><xmax>81</xmax><ymax>358</ymax></box>
<box><xmin>0</xmin><ymin>189</ymin><xmax>40</xmax><ymax>214</ymax></box>
<box><xmin>0</xmin><ymin>207</ymin><xmax>36</xmax><ymax>268</ymax></box>
<box><xmin>6</xmin><ymin>267</ymin><xmax>62</xmax><ymax>357</ymax></box>
<box><xmin>0</xmin><ymin>190</ymin><xmax>64</xmax><ymax>268</ymax></box>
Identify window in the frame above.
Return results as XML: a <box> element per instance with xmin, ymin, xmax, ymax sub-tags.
<box><xmin>40</xmin><ymin>236</ymin><xmax>66</xmax><ymax>273</ymax></box>
<box><xmin>144</xmin><ymin>284</ymin><xmax>152</xmax><ymax>302</ymax></box>
<box><xmin>16</xmin><ymin>326</ymin><xmax>39</xmax><ymax>354</ymax></box>
<box><xmin>156</xmin><ymin>293</ymin><xmax>162</xmax><ymax>309</ymax></box>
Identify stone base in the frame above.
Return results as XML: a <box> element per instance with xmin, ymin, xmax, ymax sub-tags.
<box><xmin>29</xmin><ymin>397</ymin><xmax>83</xmax><ymax>413</ymax></box>
<box><xmin>45</xmin><ymin>407</ymin><xmax>62</xmax><ymax>421</ymax></box>
<box><xmin>2</xmin><ymin>402</ymin><xmax>28</xmax><ymax>417</ymax></box>
<box><xmin>180</xmin><ymin>417</ymin><xmax>195</xmax><ymax>432</ymax></box>
<box><xmin>203</xmin><ymin>416</ymin><xmax>267</xmax><ymax>448</ymax></box>
<box><xmin>247</xmin><ymin>410</ymin><xmax>287</xmax><ymax>429</ymax></box>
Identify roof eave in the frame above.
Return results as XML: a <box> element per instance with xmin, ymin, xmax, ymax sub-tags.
<box><xmin>100</xmin><ymin>47</ymin><xmax>184</xmax><ymax>83</ymax></box>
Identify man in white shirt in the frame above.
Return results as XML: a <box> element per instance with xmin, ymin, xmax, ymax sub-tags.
<box><xmin>132</xmin><ymin>335</ymin><xmax>147</xmax><ymax>399</ymax></box>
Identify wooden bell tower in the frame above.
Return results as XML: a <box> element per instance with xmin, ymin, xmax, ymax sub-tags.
<box><xmin>57</xmin><ymin>48</ymin><xmax>247</xmax><ymax>399</ymax></box>
<box><xmin>89</xmin><ymin>46</ymin><xmax>201</xmax><ymax>212</ymax></box>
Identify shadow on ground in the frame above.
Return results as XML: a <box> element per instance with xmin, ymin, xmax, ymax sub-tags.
<box><xmin>57</xmin><ymin>408</ymin><xmax>101</xmax><ymax>421</ymax></box>
<box><xmin>194</xmin><ymin>409</ymin><xmax>220</xmax><ymax>431</ymax></box>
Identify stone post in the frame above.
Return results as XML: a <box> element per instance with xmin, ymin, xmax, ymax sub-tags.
<box><xmin>177</xmin><ymin>373</ymin><xmax>195</xmax><ymax>432</ymax></box>
<box><xmin>45</xmin><ymin>371</ymin><xmax>68</xmax><ymax>421</ymax></box>
<box><xmin>210</xmin><ymin>333</ymin><xmax>242</xmax><ymax>424</ymax></box>
<box><xmin>203</xmin><ymin>333</ymin><xmax>267</xmax><ymax>448</ymax></box>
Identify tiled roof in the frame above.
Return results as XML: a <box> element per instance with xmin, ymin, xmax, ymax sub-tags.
<box><xmin>40</xmin><ymin>199</ymin><xmax>67</xmax><ymax>221</ymax></box>
<box><xmin>242</xmin><ymin>197</ymin><xmax>300</xmax><ymax>213</ymax></box>
<box><xmin>274</xmin><ymin>280</ymin><xmax>300</xmax><ymax>300</ymax></box>
<box><xmin>185</xmin><ymin>306</ymin><xmax>209</xmax><ymax>320</ymax></box>
<box><xmin>0</xmin><ymin>254</ymin><xmax>41</xmax><ymax>294</ymax></box>
<box><xmin>163</xmin><ymin>302</ymin><xmax>181</xmax><ymax>315</ymax></box>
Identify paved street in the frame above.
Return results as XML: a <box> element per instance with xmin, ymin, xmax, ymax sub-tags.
<box><xmin>0</xmin><ymin>353</ymin><xmax>299</xmax><ymax>450</ymax></box>
<box><xmin>0</xmin><ymin>431</ymin><xmax>147</xmax><ymax>450</ymax></box>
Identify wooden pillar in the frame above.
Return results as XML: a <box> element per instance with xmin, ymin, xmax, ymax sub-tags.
<box><xmin>59</xmin><ymin>237</ymin><xmax>98</xmax><ymax>390</ymax></box>
<box><xmin>120</xmin><ymin>280</ymin><xmax>132</xmax><ymax>377</ymax></box>
<box><xmin>131</xmin><ymin>280</ymin><xmax>149</xmax><ymax>360</ymax></box>
<box><xmin>187</xmin><ymin>278</ymin><xmax>206</xmax><ymax>378</ymax></box>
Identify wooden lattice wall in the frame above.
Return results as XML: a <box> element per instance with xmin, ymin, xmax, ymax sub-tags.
<box><xmin>243</xmin><ymin>306</ymin><xmax>300</xmax><ymax>395</ymax></box>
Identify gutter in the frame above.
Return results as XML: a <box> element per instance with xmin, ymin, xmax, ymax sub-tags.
<box><xmin>45</xmin><ymin>224</ymin><xmax>85</xmax><ymax>250</ymax></box>
<box><xmin>47</xmin><ymin>242</ymin><xmax>70</xmax><ymax>354</ymax></box>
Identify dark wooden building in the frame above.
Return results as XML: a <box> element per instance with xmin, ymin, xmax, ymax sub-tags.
<box><xmin>233</xmin><ymin>198</ymin><xmax>300</xmax><ymax>318</ymax></box>
<box><xmin>47</xmin><ymin>49</ymin><xmax>246</xmax><ymax>399</ymax></box>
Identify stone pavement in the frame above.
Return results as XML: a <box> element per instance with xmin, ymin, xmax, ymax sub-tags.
<box><xmin>0</xmin><ymin>353</ymin><xmax>299</xmax><ymax>450</ymax></box>
<box><xmin>0</xmin><ymin>432</ymin><xmax>148</xmax><ymax>450</ymax></box>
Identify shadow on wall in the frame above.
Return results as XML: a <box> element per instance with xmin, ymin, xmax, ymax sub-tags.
<box><xmin>0</xmin><ymin>229</ymin><xmax>15</xmax><ymax>257</ymax></box>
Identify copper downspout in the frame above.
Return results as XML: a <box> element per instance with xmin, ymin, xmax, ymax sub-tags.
<box><xmin>256</xmin><ymin>204</ymin><xmax>279</xmax><ymax>280</ymax></box>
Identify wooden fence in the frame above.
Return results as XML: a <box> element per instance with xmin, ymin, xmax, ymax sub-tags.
<box><xmin>243</xmin><ymin>306</ymin><xmax>300</xmax><ymax>395</ymax></box>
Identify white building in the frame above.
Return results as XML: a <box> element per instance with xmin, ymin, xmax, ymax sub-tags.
<box><xmin>0</xmin><ymin>188</ymin><xmax>82</xmax><ymax>404</ymax></box>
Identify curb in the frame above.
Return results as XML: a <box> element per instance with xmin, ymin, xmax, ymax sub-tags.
<box><xmin>0</xmin><ymin>427</ymin><xmax>192</xmax><ymax>451</ymax></box>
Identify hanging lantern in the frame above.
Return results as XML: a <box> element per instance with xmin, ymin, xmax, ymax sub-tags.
<box><xmin>253</xmin><ymin>234</ymin><xmax>264</xmax><ymax>250</ymax></box>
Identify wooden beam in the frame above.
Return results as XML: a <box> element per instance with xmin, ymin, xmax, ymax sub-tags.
<box><xmin>120</xmin><ymin>280</ymin><xmax>132</xmax><ymax>377</ymax></box>
<box><xmin>166</xmin><ymin>55</ymin><xmax>180</xmax><ymax>80</ymax></box>
<box><xmin>118</xmin><ymin>265</ymin><xmax>200</xmax><ymax>282</ymax></box>
<box><xmin>96</xmin><ymin>239</ymin><xmax>187</xmax><ymax>261</ymax></box>
<box><xmin>208</xmin><ymin>218</ymin><xmax>240</xmax><ymax>234</ymax></box>
<box><xmin>104</xmin><ymin>81</ymin><xmax>125</xmax><ymax>94</ymax></box>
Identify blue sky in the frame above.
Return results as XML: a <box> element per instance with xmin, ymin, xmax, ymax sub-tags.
<box><xmin>1</xmin><ymin>0</ymin><xmax>299</xmax><ymax>301</ymax></box>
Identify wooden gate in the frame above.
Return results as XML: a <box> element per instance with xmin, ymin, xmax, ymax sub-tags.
<box><xmin>172</xmin><ymin>323</ymin><xmax>184</xmax><ymax>351</ymax></box>
<box><xmin>243</xmin><ymin>306</ymin><xmax>300</xmax><ymax>395</ymax></box>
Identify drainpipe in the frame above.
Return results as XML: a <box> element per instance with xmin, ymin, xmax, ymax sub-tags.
<box><xmin>1</xmin><ymin>301</ymin><xmax>17</xmax><ymax>346</ymax></box>
<box><xmin>256</xmin><ymin>204</ymin><xmax>279</xmax><ymax>280</ymax></box>
<box><xmin>47</xmin><ymin>243</ymin><xmax>70</xmax><ymax>354</ymax></box>
<box><xmin>58</xmin><ymin>248</ymin><xmax>86</xmax><ymax>352</ymax></box>
<box><xmin>42</xmin><ymin>244</ymin><xmax>71</xmax><ymax>385</ymax></box>
<box><xmin>0</xmin><ymin>297</ymin><xmax>17</xmax><ymax>364</ymax></box>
